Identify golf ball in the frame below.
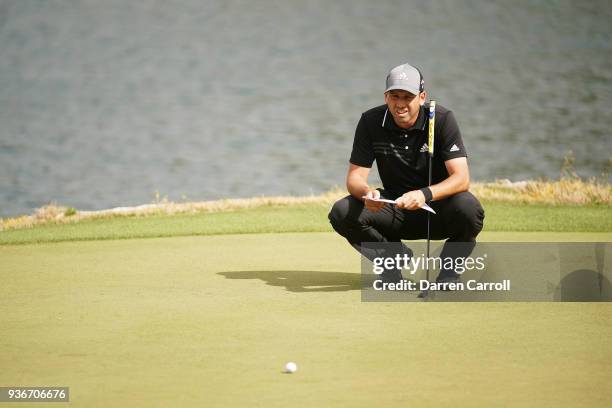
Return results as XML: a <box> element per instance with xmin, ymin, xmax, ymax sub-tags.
<box><xmin>285</xmin><ymin>362</ymin><xmax>297</xmax><ymax>373</ymax></box>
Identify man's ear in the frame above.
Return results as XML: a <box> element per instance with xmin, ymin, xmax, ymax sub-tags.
<box><xmin>419</xmin><ymin>91</ymin><xmax>427</xmax><ymax>106</ymax></box>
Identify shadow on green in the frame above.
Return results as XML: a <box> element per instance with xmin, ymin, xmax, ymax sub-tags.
<box><xmin>218</xmin><ymin>270</ymin><xmax>363</xmax><ymax>292</ymax></box>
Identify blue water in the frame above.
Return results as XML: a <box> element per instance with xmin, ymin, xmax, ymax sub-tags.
<box><xmin>1</xmin><ymin>0</ymin><xmax>611</xmax><ymax>217</ymax></box>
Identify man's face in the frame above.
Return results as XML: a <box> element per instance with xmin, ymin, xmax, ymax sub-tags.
<box><xmin>384</xmin><ymin>89</ymin><xmax>427</xmax><ymax>129</ymax></box>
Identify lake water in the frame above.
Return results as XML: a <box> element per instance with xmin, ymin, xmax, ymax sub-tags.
<box><xmin>1</xmin><ymin>0</ymin><xmax>611</xmax><ymax>217</ymax></box>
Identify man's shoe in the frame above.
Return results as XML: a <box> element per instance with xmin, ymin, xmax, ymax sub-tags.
<box><xmin>380</xmin><ymin>269</ymin><xmax>403</xmax><ymax>284</ymax></box>
<box><xmin>417</xmin><ymin>289</ymin><xmax>431</xmax><ymax>299</ymax></box>
<box><xmin>435</xmin><ymin>274</ymin><xmax>461</xmax><ymax>290</ymax></box>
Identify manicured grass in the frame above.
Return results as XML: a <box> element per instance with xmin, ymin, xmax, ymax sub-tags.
<box><xmin>0</xmin><ymin>202</ymin><xmax>610</xmax><ymax>245</ymax></box>
<box><xmin>1</xmin><ymin>233</ymin><xmax>611</xmax><ymax>407</ymax></box>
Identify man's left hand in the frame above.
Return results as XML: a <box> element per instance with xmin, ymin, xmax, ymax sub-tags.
<box><xmin>396</xmin><ymin>190</ymin><xmax>426</xmax><ymax>210</ymax></box>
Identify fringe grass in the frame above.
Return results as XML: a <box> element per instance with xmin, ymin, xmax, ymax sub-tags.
<box><xmin>1</xmin><ymin>178</ymin><xmax>610</xmax><ymax>232</ymax></box>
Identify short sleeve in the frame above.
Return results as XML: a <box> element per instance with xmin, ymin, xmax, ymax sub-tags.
<box><xmin>349</xmin><ymin>114</ymin><xmax>375</xmax><ymax>167</ymax></box>
<box><xmin>436</xmin><ymin>110</ymin><xmax>467</xmax><ymax>161</ymax></box>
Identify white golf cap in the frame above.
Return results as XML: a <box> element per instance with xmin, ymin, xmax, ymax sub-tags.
<box><xmin>385</xmin><ymin>63</ymin><xmax>424</xmax><ymax>95</ymax></box>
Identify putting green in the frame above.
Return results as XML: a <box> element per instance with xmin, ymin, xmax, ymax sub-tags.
<box><xmin>1</xmin><ymin>232</ymin><xmax>611</xmax><ymax>407</ymax></box>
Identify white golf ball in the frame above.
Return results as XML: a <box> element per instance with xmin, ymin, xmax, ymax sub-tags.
<box><xmin>285</xmin><ymin>362</ymin><xmax>297</xmax><ymax>373</ymax></box>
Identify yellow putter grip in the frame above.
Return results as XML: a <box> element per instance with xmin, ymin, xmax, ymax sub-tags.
<box><xmin>428</xmin><ymin>100</ymin><xmax>436</xmax><ymax>156</ymax></box>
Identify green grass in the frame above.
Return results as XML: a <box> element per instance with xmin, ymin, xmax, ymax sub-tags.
<box><xmin>1</xmin><ymin>233</ymin><xmax>611</xmax><ymax>407</ymax></box>
<box><xmin>0</xmin><ymin>202</ymin><xmax>610</xmax><ymax>245</ymax></box>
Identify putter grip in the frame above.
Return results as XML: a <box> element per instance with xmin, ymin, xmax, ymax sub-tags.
<box><xmin>428</xmin><ymin>100</ymin><xmax>436</xmax><ymax>156</ymax></box>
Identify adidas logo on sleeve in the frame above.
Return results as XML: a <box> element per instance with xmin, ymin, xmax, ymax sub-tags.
<box><xmin>449</xmin><ymin>144</ymin><xmax>460</xmax><ymax>152</ymax></box>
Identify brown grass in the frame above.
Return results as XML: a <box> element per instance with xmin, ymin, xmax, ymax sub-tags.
<box><xmin>471</xmin><ymin>178</ymin><xmax>610</xmax><ymax>205</ymax></box>
<box><xmin>1</xmin><ymin>178</ymin><xmax>609</xmax><ymax>232</ymax></box>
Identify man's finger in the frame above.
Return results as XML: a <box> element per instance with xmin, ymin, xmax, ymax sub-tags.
<box><xmin>366</xmin><ymin>191</ymin><xmax>380</xmax><ymax>200</ymax></box>
<box><xmin>365</xmin><ymin>199</ymin><xmax>385</xmax><ymax>212</ymax></box>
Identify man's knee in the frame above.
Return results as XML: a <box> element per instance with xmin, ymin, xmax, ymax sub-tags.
<box><xmin>328</xmin><ymin>195</ymin><xmax>352</xmax><ymax>226</ymax></box>
<box><xmin>328</xmin><ymin>195</ymin><xmax>362</xmax><ymax>233</ymax></box>
<box><xmin>448</xmin><ymin>192</ymin><xmax>485</xmax><ymax>236</ymax></box>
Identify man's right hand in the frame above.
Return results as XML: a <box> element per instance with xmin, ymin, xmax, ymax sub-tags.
<box><xmin>364</xmin><ymin>189</ymin><xmax>386</xmax><ymax>212</ymax></box>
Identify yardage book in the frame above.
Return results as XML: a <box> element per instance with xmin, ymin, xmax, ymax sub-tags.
<box><xmin>363</xmin><ymin>197</ymin><xmax>436</xmax><ymax>214</ymax></box>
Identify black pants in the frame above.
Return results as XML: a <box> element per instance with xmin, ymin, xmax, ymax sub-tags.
<box><xmin>328</xmin><ymin>190</ymin><xmax>485</xmax><ymax>278</ymax></box>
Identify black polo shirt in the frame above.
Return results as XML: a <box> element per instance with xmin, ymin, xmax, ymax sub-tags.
<box><xmin>349</xmin><ymin>103</ymin><xmax>467</xmax><ymax>199</ymax></box>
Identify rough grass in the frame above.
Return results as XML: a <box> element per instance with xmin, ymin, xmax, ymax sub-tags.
<box><xmin>0</xmin><ymin>202</ymin><xmax>610</xmax><ymax>246</ymax></box>
<box><xmin>471</xmin><ymin>178</ymin><xmax>610</xmax><ymax>205</ymax></box>
<box><xmin>1</xmin><ymin>178</ymin><xmax>610</xmax><ymax>232</ymax></box>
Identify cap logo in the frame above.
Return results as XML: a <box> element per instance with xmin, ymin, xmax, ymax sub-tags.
<box><xmin>398</xmin><ymin>72</ymin><xmax>408</xmax><ymax>80</ymax></box>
